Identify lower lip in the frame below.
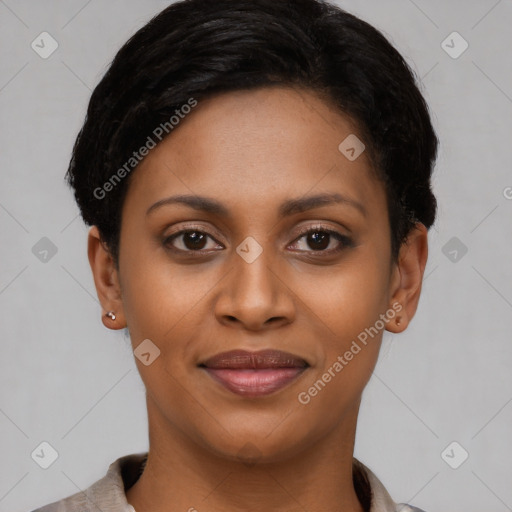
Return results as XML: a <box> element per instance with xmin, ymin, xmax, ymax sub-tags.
<box><xmin>203</xmin><ymin>367</ymin><xmax>307</xmax><ymax>397</ymax></box>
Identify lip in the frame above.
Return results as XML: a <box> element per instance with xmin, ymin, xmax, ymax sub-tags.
<box><xmin>200</xmin><ymin>349</ymin><xmax>308</xmax><ymax>370</ymax></box>
<box><xmin>199</xmin><ymin>349</ymin><xmax>309</xmax><ymax>397</ymax></box>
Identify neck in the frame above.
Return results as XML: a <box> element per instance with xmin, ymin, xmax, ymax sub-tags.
<box><xmin>126</xmin><ymin>398</ymin><xmax>366</xmax><ymax>512</ymax></box>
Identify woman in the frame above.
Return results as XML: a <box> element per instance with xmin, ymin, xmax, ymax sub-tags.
<box><xmin>32</xmin><ymin>0</ymin><xmax>437</xmax><ymax>510</ymax></box>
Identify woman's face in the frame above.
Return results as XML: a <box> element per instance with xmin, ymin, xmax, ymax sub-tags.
<box><xmin>93</xmin><ymin>86</ymin><xmax>425</xmax><ymax>463</ymax></box>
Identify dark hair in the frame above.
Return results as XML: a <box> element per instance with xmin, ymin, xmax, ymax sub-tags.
<box><xmin>66</xmin><ymin>0</ymin><xmax>438</xmax><ymax>268</ymax></box>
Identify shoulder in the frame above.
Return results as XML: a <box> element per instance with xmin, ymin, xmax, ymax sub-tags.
<box><xmin>354</xmin><ymin>458</ymin><xmax>428</xmax><ymax>512</ymax></box>
<box><xmin>28</xmin><ymin>452</ymin><xmax>147</xmax><ymax>512</ymax></box>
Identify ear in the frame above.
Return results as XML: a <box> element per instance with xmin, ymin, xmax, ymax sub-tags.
<box><xmin>386</xmin><ymin>222</ymin><xmax>429</xmax><ymax>333</ymax></box>
<box><xmin>87</xmin><ymin>226</ymin><xmax>126</xmax><ymax>330</ymax></box>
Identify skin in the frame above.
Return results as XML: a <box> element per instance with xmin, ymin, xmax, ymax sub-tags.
<box><xmin>88</xmin><ymin>85</ymin><xmax>428</xmax><ymax>512</ymax></box>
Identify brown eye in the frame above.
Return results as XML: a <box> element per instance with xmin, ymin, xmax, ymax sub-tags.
<box><xmin>305</xmin><ymin>231</ymin><xmax>330</xmax><ymax>251</ymax></box>
<box><xmin>180</xmin><ymin>231</ymin><xmax>208</xmax><ymax>250</ymax></box>
<box><xmin>290</xmin><ymin>226</ymin><xmax>353</xmax><ymax>254</ymax></box>
<box><xmin>164</xmin><ymin>229</ymin><xmax>223</xmax><ymax>253</ymax></box>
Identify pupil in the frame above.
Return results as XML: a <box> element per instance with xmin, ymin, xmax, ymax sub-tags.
<box><xmin>184</xmin><ymin>231</ymin><xmax>206</xmax><ymax>250</ymax></box>
<box><xmin>309</xmin><ymin>232</ymin><xmax>329</xmax><ymax>250</ymax></box>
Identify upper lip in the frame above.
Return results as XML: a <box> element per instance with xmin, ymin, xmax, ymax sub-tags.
<box><xmin>200</xmin><ymin>350</ymin><xmax>309</xmax><ymax>369</ymax></box>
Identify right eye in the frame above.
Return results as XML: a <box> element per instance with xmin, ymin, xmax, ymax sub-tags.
<box><xmin>163</xmin><ymin>228</ymin><xmax>224</xmax><ymax>254</ymax></box>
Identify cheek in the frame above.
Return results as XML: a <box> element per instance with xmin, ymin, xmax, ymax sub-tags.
<box><xmin>294</xmin><ymin>268</ymin><xmax>386</xmax><ymax>424</ymax></box>
<box><xmin>119</xmin><ymin>250</ymin><xmax>226</xmax><ymax>398</ymax></box>
<box><xmin>292</xmin><ymin>249</ymin><xmax>390</xmax><ymax>337</ymax></box>
<box><xmin>120</xmin><ymin>242</ymin><xmax>210</xmax><ymax>335</ymax></box>
<box><xmin>291</xmin><ymin>249</ymin><xmax>389</xmax><ymax>396</ymax></box>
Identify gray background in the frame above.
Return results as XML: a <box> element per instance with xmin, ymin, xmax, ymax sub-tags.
<box><xmin>1</xmin><ymin>1</ymin><xmax>511</xmax><ymax>511</ymax></box>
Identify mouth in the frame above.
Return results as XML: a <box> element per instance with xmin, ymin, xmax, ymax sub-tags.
<box><xmin>199</xmin><ymin>349</ymin><xmax>309</xmax><ymax>397</ymax></box>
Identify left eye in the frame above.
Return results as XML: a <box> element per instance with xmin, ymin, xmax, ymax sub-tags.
<box><xmin>289</xmin><ymin>228</ymin><xmax>351</xmax><ymax>253</ymax></box>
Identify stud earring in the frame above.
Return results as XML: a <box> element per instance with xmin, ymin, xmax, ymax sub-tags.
<box><xmin>396</xmin><ymin>316</ymin><xmax>402</xmax><ymax>326</ymax></box>
<box><xmin>105</xmin><ymin>311</ymin><xmax>116</xmax><ymax>321</ymax></box>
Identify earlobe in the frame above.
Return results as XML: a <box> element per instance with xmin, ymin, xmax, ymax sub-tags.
<box><xmin>386</xmin><ymin>223</ymin><xmax>429</xmax><ymax>334</ymax></box>
<box><xmin>87</xmin><ymin>226</ymin><xmax>126</xmax><ymax>330</ymax></box>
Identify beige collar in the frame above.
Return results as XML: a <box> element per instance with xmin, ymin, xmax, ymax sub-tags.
<box><xmin>32</xmin><ymin>452</ymin><xmax>424</xmax><ymax>512</ymax></box>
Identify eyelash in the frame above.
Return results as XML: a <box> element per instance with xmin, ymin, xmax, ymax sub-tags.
<box><xmin>163</xmin><ymin>224</ymin><xmax>353</xmax><ymax>256</ymax></box>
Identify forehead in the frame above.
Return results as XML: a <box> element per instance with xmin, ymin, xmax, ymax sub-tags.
<box><xmin>124</xmin><ymin>86</ymin><xmax>386</xmax><ymax>219</ymax></box>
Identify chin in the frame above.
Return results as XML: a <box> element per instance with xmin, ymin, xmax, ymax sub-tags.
<box><xmin>194</xmin><ymin>421</ymin><xmax>317</xmax><ymax>466</ymax></box>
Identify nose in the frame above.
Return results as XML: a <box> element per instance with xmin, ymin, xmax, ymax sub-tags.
<box><xmin>214</xmin><ymin>246</ymin><xmax>295</xmax><ymax>332</ymax></box>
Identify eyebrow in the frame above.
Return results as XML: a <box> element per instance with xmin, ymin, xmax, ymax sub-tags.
<box><xmin>146</xmin><ymin>192</ymin><xmax>367</xmax><ymax>218</ymax></box>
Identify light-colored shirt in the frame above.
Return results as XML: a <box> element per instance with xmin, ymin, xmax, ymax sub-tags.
<box><xmin>29</xmin><ymin>452</ymin><xmax>426</xmax><ymax>512</ymax></box>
